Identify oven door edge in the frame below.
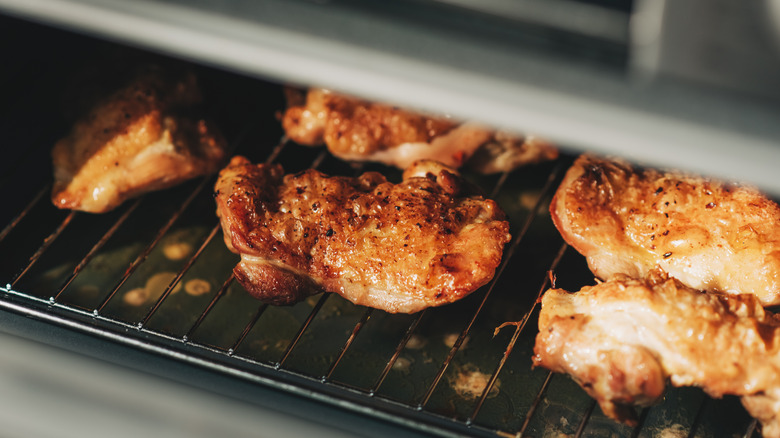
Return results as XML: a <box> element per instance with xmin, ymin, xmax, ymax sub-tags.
<box><xmin>0</xmin><ymin>305</ymin><xmax>440</xmax><ymax>438</ymax></box>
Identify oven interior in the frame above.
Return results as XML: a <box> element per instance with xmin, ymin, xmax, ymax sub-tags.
<box><xmin>0</xmin><ymin>8</ymin><xmax>770</xmax><ymax>438</ymax></box>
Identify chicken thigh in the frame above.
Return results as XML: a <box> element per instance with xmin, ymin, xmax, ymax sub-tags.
<box><xmin>534</xmin><ymin>273</ymin><xmax>780</xmax><ymax>437</ymax></box>
<box><xmin>550</xmin><ymin>155</ymin><xmax>780</xmax><ymax>306</ymax></box>
<box><xmin>281</xmin><ymin>88</ymin><xmax>556</xmax><ymax>173</ymax></box>
<box><xmin>52</xmin><ymin>67</ymin><xmax>226</xmax><ymax>213</ymax></box>
<box><xmin>214</xmin><ymin>156</ymin><xmax>511</xmax><ymax>313</ymax></box>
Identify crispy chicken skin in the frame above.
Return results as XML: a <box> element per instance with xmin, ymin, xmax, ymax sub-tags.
<box><xmin>52</xmin><ymin>68</ymin><xmax>227</xmax><ymax>213</ymax></box>
<box><xmin>214</xmin><ymin>156</ymin><xmax>511</xmax><ymax>313</ymax></box>
<box><xmin>551</xmin><ymin>155</ymin><xmax>780</xmax><ymax>306</ymax></box>
<box><xmin>533</xmin><ymin>273</ymin><xmax>780</xmax><ymax>437</ymax></box>
<box><xmin>281</xmin><ymin>88</ymin><xmax>555</xmax><ymax>173</ymax></box>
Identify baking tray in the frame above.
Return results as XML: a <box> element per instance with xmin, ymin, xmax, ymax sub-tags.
<box><xmin>0</xmin><ymin>16</ymin><xmax>764</xmax><ymax>437</ymax></box>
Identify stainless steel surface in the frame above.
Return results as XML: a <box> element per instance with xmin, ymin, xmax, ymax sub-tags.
<box><xmin>0</xmin><ymin>74</ymin><xmax>762</xmax><ymax>438</ymax></box>
<box><xmin>0</xmin><ymin>328</ymin><xmax>365</xmax><ymax>438</ymax></box>
<box><xmin>0</xmin><ymin>138</ymin><xmax>761</xmax><ymax>437</ymax></box>
<box><xmin>0</xmin><ymin>7</ymin><xmax>773</xmax><ymax>437</ymax></box>
<box><xmin>632</xmin><ymin>0</ymin><xmax>780</xmax><ymax>100</ymax></box>
<box><xmin>423</xmin><ymin>0</ymin><xmax>630</xmax><ymax>42</ymax></box>
<box><xmin>1</xmin><ymin>0</ymin><xmax>780</xmax><ymax>195</ymax></box>
<box><xmin>1</xmin><ymin>128</ymin><xmax>570</xmax><ymax>436</ymax></box>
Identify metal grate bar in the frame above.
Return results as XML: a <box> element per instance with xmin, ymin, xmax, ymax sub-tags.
<box><xmin>630</xmin><ymin>408</ymin><xmax>650</xmax><ymax>438</ymax></box>
<box><xmin>370</xmin><ymin>309</ymin><xmax>427</xmax><ymax>394</ymax></box>
<box><xmin>264</xmin><ymin>135</ymin><xmax>290</xmax><ymax>165</ymax></box>
<box><xmin>10</xmin><ymin>210</ymin><xmax>77</xmax><ymax>288</ymax></box>
<box><xmin>489</xmin><ymin>171</ymin><xmax>510</xmax><ymax>199</ymax></box>
<box><xmin>271</xmin><ymin>149</ymin><xmax>367</xmax><ymax>370</ymax></box>
<box><xmin>229</xmin><ymin>303</ymin><xmax>269</xmax><ymax>354</ymax></box>
<box><xmin>228</xmin><ymin>147</ymin><xmax>332</xmax><ymax>366</ymax></box>
<box><xmin>180</xmin><ymin>135</ymin><xmax>298</xmax><ymax>355</ymax></box>
<box><xmin>744</xmin><ymin>418</ymin><xmax>758</xmax><ymax>438</ymax></box>
<box><xmin>575</xmin><ymin>401</ymin><xmax>597</xmax><ymax>438</ymax></box>
<box><xmin>687</xmin><ymin>397</ymin><xmax>710</xmax><ymax>438</ymax></box>
<box><xmin>277</xmin><ymin>293</ymin><xmax>331</xmax><ymax>367</ymax></box>
<box><xmin>139</xmin><ymin>222</ymin><xmax>222</xmax><ymax>327</ymax></box>
<box><xmin>311</xmin><ymin>160</ymin><xmax>384</xmax><ymax>381</ymax></box>
<box><xmin>309</xmin><ymin>149</ymin><xmax>328</xmax><ymax>169</ymax></box>
<box><xmin>518</xmin><ymin>371</ymin><xmax>554</xmax><ymax>436</ymax></box>
<box><xmin>95</xmin><ymin>177</ymin><xmax>211</xmax><ymax>313</ymax></box>
<box><xmin>468</xmin><ymin>242</ymin><xmax>569</xmax><ymax>422</ymax></box>
<box><xmin>184</xmin><ymin>273</ymin><xmax>235</xmax><ymax>341</ymax></box>
<box><xmin>418</xmin><ymin>162</ymin><xmax>565</xmax><ymax>408</ymax></box>
<box><xmin>0</xmin><ymin>183</ymin><xmax>50</xmax><ymax>244</ymax></box>
<box><xmin>323</xmin><ymin>308</ymin><xmax>374</xmax><ymax>381</ymax></box>
<box><xmin>368</xmin><ymin>170</ymin><xmax>518</xmax><ymax>399</ymax></box>
<box><xmin>183</xmin><ymin>134</ymin><xmax>292</xmax><ymax>338</ymax></box>
<box><xmin>52</xmin><ymin>199</ymin><xmax>142</xmax><ymax>302</ymax></box>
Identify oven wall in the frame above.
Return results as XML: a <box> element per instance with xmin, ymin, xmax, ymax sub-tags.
<box><xmin>2</xmin><ymin>0</ymin><xmax>780</xmax><ymax>193</ymax></box>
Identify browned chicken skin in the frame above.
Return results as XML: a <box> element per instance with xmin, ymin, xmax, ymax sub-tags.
<box><xmin>281</xmin><ymin>88</ymin><xmax>556</xmax><ymax>173</ymax></box>
<box><xmin>51</xmin><ymin>67</ymin><xmax>227</xmax><ymax>213</ymax></box>
<box><xmin>551</xmin><ymin>155</ymin><xmax>780</xmax><ymax>306</ymax></box>
<box><xmin>214</xmin><ymin>156</ymin><xmax>511</xmax><ymax>313</ymax></box>
<box><xmin>533</xmin><ymin>273</ymin><xmax>780</xmax><ymax>437</ymax></box>
<box><xmin>282</xmin><ymin>88</ymin><xmax>462</xmax><ymax>154</ymax></box>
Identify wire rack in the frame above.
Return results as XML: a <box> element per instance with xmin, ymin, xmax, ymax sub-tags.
<box><xmin>0</xmin><ymin>17</ymin><xmax>765</xmax><ymax>438</ymax></box>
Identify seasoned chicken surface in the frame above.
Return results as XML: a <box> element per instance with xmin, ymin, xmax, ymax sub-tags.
<box><xmin>52</xmin><ymin>68</ymin><xmax>227</xmax><ymax>213</ymax></box>
<box><xmin>214</xmin><ymin>156</ymin><xmax>511</xmax><ymax>313</ymax></box>
<box><xmin>533</xmin><ymin>273</ymin><xmax>780</xmax><ymax>437</ymax></box>
<box><xmin>281</xmin><ymin>88</ymin><xmax>556</xmax><ymax>173</ymax></box>
<box><xmin>551</xmin><ymin>155</ymin><xmax>780</xmax><ymax>306</ymax></box>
